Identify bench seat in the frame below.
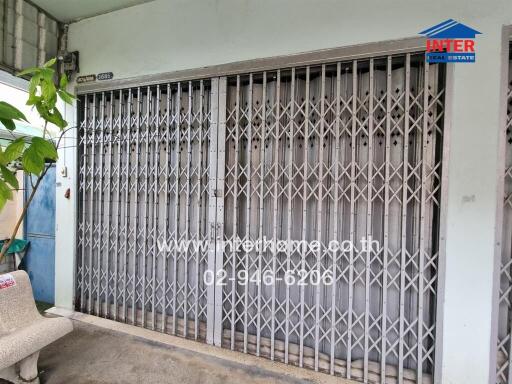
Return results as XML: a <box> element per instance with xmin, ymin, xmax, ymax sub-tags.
<box><xmin>0</xmin><ymin>317</ymin><xmax>73</xmax><ymax>370</ymax></box>
<box><xmin>0</xmin><ymin>270</ymin><xmax>73</xmax><ymax>383</ymax></box>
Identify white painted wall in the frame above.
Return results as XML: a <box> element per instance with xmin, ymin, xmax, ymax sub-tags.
<box><xmin>57</xmin><ymin>1</ymin><xmax>512</xmax><ymax>383</ymax></box>
<box><xmin>67</xmin><ymin>0</ymin><xmax>512</xmax><ymax>80</ymax></box>
<box><xmin>54</xmin><ymin>99</ymin><xmax>76</xmax><ymax>312</ymax></box>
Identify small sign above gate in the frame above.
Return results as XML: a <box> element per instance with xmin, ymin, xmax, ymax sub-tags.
<box><xmin>97</xmin><ymin>72</ymin><xmax>114</xmax><ymax>81</ymax></box>
<box><xmin>77</xmin><ymin>72</ymin><xmax>114</xmax><ymax>83</ymax></box>
<box><xmin>76</xmin><ymin>74</ymin><xmax>96</xmax><ymax>84</ymax></box>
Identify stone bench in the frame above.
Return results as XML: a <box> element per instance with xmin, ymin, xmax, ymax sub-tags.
<box><xmin>0</xmin><ymin>271</ymin><xmax>73</xmax><ymax>384</ymax></box>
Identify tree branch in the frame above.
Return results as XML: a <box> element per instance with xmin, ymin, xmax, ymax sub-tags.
<box><xmin>0</xmin><ymin>163</ymin><xmax>51</xmax><ymax>264</ymax></box>
<box><xmin>0</xmin><ymin>125</ymin><xmax>74</xmax><ymax>265</ymax></box>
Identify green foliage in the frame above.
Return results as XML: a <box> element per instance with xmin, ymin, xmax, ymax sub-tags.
<box><xmin>19</xmin><ymin>58</ymin><xmax>74</xmax><ymax>129</ymax></box>
<box><xmin>2</xmin><ymin>138</ymin><xmax>25</xmax><ymax>163</ymax></box>
<box><xmin>0</xmin><ymin>57</ymin><xmax>73</xmax><ymax>211</ymax></box>
<box><xmin>22</xmin><ymin>137</ymin><xmax>58</xmax><ymax>176</ymax></box>
<box><xmin>0</xmin><ymin>164</ymin><xmax>18</xmax><ymax>189</ymax></box>
<box><xmin>0</xmin><ymin>179</ymin><xmax>12</xmax><ymax>211</ymax></box>
<box><xmin>0</xmin><ymin>102</ymin><xmax>28</xmax><ymax>131</ymax></box>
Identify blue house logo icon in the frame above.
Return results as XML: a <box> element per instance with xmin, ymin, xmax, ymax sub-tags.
<box><xmin>419</xmin><ymin>19</ymin><xmax>482</xmax><ymax>63</ymax></box>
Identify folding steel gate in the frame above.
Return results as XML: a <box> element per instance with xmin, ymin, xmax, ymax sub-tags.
<box><xmin>77</xmin><ymin>81</ymin><xmax>214</xmax><ymax>339</ymax></box>
<box><xmin>77</xmin><ymin>51</ymin><xmax>446</xmax><ymax>384</ymax></box>
<box><xmin>497</xmin><ymin>45</ymin><xmax>512</xmax><ymax>384</ymax></box>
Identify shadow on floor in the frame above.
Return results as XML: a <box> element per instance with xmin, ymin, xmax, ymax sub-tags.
<box><xmin>36</xmin><ymin>320</ymin><xmax>313</xmax><ymax>384</ymax></box>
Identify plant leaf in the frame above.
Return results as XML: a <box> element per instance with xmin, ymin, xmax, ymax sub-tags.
<box><xmin>58</xmin><ymin>90</ymin><xmax>74</xmax><ymax>105</ymax></box>
<box><xmin>60</xmin><ymin>73</ymin><xmax>68</xmax><ymax>89</ymax></box>
<box><xmin>40</xmin><ymin>68</ymin><xmax>57</xmax><ymax>106</ymax></box>
<box><xmin>31</xmin><ymin>137</ymin><xmax>58</xmax><ymax>161</ymax></box>
<box><xmin>26</xmin><ymin>94</ymin><xmax>41</xmax><ymax>106</ymax></box>
<box><xmin>22</xmin><ymin>145</ymin><xmax>44</xmax><ymax>176</ymax></box>
<box><xmin>0</xmin><ymin>101</ymin><xmax>28</xmax><ymax>122</ymax></box>
<box><xmin>43</xmin><ymin>58</ymin><xmax>57</xmax><ymax>68</ymax></box>
<box><xmin>17</xmin><ymin>67</ymin><xmax>40</xmax><ymax>77</ymax></box>
<box><xmin>3</xmin><ymin>138</ymin><xmax>25</xmax><ymax>164</ymax></box>
<box><xmin>0</xmin><ymin>118</ymin><xmax>15</xmax><ymax>131</ymax></box>
<box><xmin>44</xmin><ymin>108</ymin><xmax>67</xmax><ymax>129</ymax></box>
<box><xmin>0</xmin><ymin>179</ymin><xmax>13</xmax><ymax>201</ymax></box>
<box><xmin>28</xmin><ymin>73</ymin><xmax>41</xmax><ymax>97</ymax></box>
<box><xmin>0</xmin><ymin>165</ymin><xmax>18</xmax><ymax>190</ymax></box>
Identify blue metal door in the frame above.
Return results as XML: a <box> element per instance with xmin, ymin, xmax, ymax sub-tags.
<box><xmin>23</xmin><ymin>166</ymin><xmax>56</xmax><ymax>303</ymax></box>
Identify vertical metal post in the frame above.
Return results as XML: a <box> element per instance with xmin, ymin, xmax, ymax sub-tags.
<box><xmin>122</xmin><ymin>90</ymin><xmax>132</xmax><ymax>322</ymax></box>
<box><xmin>96</xmin><ymin>92</ymin><xmax>105</xmax><ymax>316</ymax></box>
<box><xmin>347</xmin><ymin>60</ymin><xmax>358</xmax><ymax>379</ymax></box>
<box><xmin>299</xmin><ymin>66</ymin><xmax>311</xmax><ymax>368</ymax></box>
<box><xmin>243</xmin><ymin>74</ymin><xmax>254</xmax><ymax>354</ymax></box>
<box><xmin>314</xmin><ymin>64</ymin><xmax>326</xmax><ymax>371</ymax></box>
<box><xmin>172</xmin><ymin>83</ymin><xmax>182</xmax><ymax>335</ymax></box>
<box><xmin>194</xmin><ymin>80</ymin><xmax>205</xmax><ymax>339</ymax></box>
<box><xmin>131</xmin><ymin>87</ymin><xmax>142</xmax><ymax>325</ymax></box>
<box><xmin>161</xmin><ymin>84</ymin><xmax>172</xmax><ymax>332</ymax></box>
<box><xmin>151</xmin><ymin>85</ymin><xmax>161</xmax><ymax>330</ymax></box>
<box><xmin>417</xmin><ymin>60</ymin><xmax>430</xmax><ymax>384</ymax></box>
<box><xmin>285</xmin><ymin>68</ymin><xmax>295</xmax><ymax>364</ymax></box>
<box><xmin>214</xmin><ymin>77</ymin><xmax>227</xmax><ymax>345</ymax></box>
<box><xmin>380</xmin><ymin>56</ymin><xmax>392</xmax><ymax>384</ymax></box>
<box><xmin>215</xmin><ymin>77</ymin><xmax>227</xmax><ymax>346</ymax></box>
<box><xmin>256</xmin><ymin>72</ymin><xmax>267</xmax><ymax>357</ymax></box>
<box><xmin>363</xmin><ymin>58</ymin><xmax>375</xmax><ymax>382</ymax></box>
<box><xmin>87</xmin><ymin>94</ymin><xmax>96</xmax><ymax>314</ymax></box>
<box><xmin>80</xmin><ymin>96</ymin><xmax>88</xmax><ymax>313</ymax></box>
<box><xmin>229</xmin><ymin>76</ymin><xmax>241</xmax><ymax>349</ymax></box>
<box><xmin>270</xmin><ymin>70</ymin><xmax>279</xmax><ymax>360</ymax></box>
<box><xmin>207</xmin><ymin>78</ymin><xmax>219</xmax><ymax>345</ymax></box>
<box><xmin>434</xmin><ymin>61</ymin><xmax>454</xmax><ymax>384</ymax></box>
<box><xmin>399</xmin><ymin>54</ymin><xmax>411</xmax><ymax>383</ymax></box>
<box><xmin>183</xmin><ymin>82</ymin><xmax>193</xmax><ymax>337</ymax></box>
<box><xmin>140</xmin><ymin>87</ymin><xmax>151</xmax><ymax>327</ymax></box>
<box><xmin>330</xmin><ymin>62</ymin><xmax>341</xmax><ymax>374</ymax></box>
<box><xmin>113</xmin><ymin>90</ymin><xmax>122</xmax><ymax>321</ymax></box>
<box><xmin>104</xmin><ymin>91</ymin><xmax>113</xmax><ymax>319</ymax></box>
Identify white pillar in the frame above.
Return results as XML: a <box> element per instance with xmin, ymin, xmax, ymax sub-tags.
<box><xmin>438</xmin><ymin>24</ymin><xmax>509</xmax><ymax>384</ymax></box>
<box><xmin>54</xmin><ymin>99</ymin><xmax>77</xmax><ymax>310</ymax></box>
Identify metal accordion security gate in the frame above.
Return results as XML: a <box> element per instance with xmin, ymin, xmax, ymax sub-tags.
<box><xmin>77</xmin><ymin>81</ymin><xmax>215</xmax><ymax>339</ymax></box>
<box><xmin>76</xmin><ymin>50</ymin><xmax>446</xmax><ymax>384</ymax></box>
<box><xmin>497</xmin><ymin>44</ymin><xmax>512</xmax><ymax>384</ymax></box>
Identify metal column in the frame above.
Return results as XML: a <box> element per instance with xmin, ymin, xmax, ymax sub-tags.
<box><xmin>496</xmin><ymin>45</ymin><xmax>512</xmax><ymax>384</ymax></box>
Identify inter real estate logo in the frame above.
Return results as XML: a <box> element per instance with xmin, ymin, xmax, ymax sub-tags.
<box><xmin>419</xmin><ymin>19</ymin><xmax>481</xmax><ymax>63</ymax></box>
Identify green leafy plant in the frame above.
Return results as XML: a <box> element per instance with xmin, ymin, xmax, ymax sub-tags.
<box><xmin>0</xmin><ymin>58</ymin><xmax>74</xmax><ymax>262</ymax></box>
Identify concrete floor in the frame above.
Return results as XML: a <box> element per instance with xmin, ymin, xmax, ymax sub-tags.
<box><xmin>33</xmin><ymin>320</ymin><xmax>314</xmax><ymax>384</ymax></box>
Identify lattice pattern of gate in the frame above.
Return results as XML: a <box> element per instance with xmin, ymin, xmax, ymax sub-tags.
<box><xmin>77</xmin><ymin>81</ymin><xmax>213</xmax><ymax>339</ymax></box>
<box><xmin>76</xmin><ymin>52</ymin><xmax>446</xmax><ymax>384</ymax></box>
<box><xmin>220</xmin><ymin>54</ymin><xmax>445</xmax><ymax>384</ymax></box>
<box><xmin>497</xmin><ymin>50</ymin><xmax>512</xmax><ymax>384</ymax></box>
